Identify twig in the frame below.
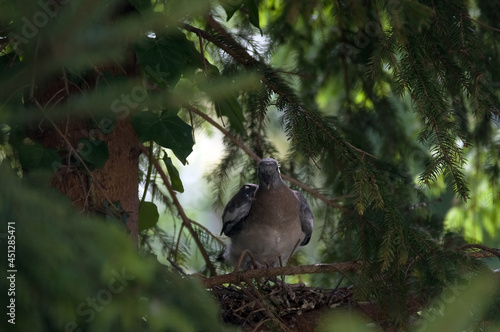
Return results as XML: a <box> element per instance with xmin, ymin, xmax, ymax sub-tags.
<box><xmin>200</xmin><ymin>261</ymin><xmax>362</xmax><ymax>288</ymax></box>
<box><xmin>241</xmin><ymin>276</ymin><xmax>290</xmax><ymax>332</ymax></box>
<box><xmin>34</xmin><ymin>99</ymin><xmax>130</xmax><ymax>231</ymax></box>
<box><xmin>281</xmin><ymin>174</ymin><xmax>344</xmax><ymax>209</ymax></box>
<box><xmin>140</xmin><ymin>143</ymin><xmax>154</xmax><ymax>204</ymax></box>
<box><xmin>183</xmin><ymin>19</ymin><xmax>376</xmax><ymax>161</ymax></box>
<box><xmin>141</xmin><ymin>145</ymin><xmax>217</xmax><ymax>276</ymax></box>
<box><xmin>62</xmin><ymin>67</ymin><xmax>70</xmax><ymax>96</ymax></box>
<box><xmin>467</xmin><ymin>15</ymin><xmax>500</xmax><ymax>33</ymax></box>
<box><xmin>196</xmin><ymin>31</ymin><xmax>209</xmax><ymax>72</ymax></box>
<box><xmin>456</xmin><ymin>243</ymin><xmax>500</xmax><ymax>259</ymax></box>
<box><xmin>235</xmin><ymin>249</ymin><xmax>260</xmax><ymax>271</ymax></box>
<box><xmin>34</xmin><ymin>99</ymin><xmax>94</xmax><ymax>174</ymax></box>
<box><xmin>189</xmin><ymin>219</ymin><xmax>225</xmax><ymax>245</ymax></box>
<box><xmin>167</xmin><ymin>257</ymin><xmax>187</xmax><ymax>276</ymax></box>
<box><xmin>184</xmin><ymin>104</ymin><xmax>260</xmax><ymax>161</ymax></box>
<box><xmin>173</xmin><ymin>222</ymin><xmax>185</xmax><ymax>263</ymax></box>
<box><xmin>185</xmin><ymin>104</ymin><xmax>344</xmax><ymax>209</ymax></box>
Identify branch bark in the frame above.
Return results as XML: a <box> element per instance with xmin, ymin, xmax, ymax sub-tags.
<box><xmin>185</xmin><ymin>104</ymin><xmax>344</xmax><ymax>209</ymax></box>
<box><xmin>456</xmin><ymin>243</ymin><xmax>500</xmax><ymax>259</ymax></box>
<box><xmin>200</xmin><ymin>261</ymin><xmax>362</xmax><ymax>288</ymax></box>
<box><xmin>141</xmin><ymin>145</ymin><xmax>217</xmax><ymax>276</ymax></box>
<box><xmin>183</xmin><ymin>19</ymin><xmax>376</xmax><ymax>161</ymax></box>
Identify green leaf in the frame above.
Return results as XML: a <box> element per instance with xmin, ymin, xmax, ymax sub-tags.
<box><xmin>78</xmin><ymin>139</ymin><xmax>109</xmax><ymax>170</ymax></box>
<box><xmin>17</xmin><ymin>139</ymin><xmax>60</xmax><ymax>172</ymax></box>
<box><xmin>139</xmin><ymin>201</ymin><xmax>159</xmax><ymax>231</ymax></box>
<box><xmin>243</xmin><ymin>0</ymin><xmax>261</xmax><ymax>31</ymax></box>
<box><xmin>221</xmin><ymin>0</ymin><xmax>242</xmax><ymax>21</ymax></box>
<box><xmin>163</xmin><ymin>154</ymin><xmax>184</xmax><ymax>193</ymax></box>
<box><xmin>215</xmin><ymin>93</ymin><xmax>246</xmax><ymax>133</ymax></box>
<box><xmin>134</xmin><ymin>30</ymin><xmax>203</xmax><ymax>88</ymax></box>
<box><xmin>221</xmin><ymin>0</ymin><xmax>261</xmax><ymax>31</ymax></box>
<box><xmin>132</xmin><ymin>109</ymin><xmax>193</xmax><ymax>164</ymax></box>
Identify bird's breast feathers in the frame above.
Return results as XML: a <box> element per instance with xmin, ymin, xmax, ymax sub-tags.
<box><xmin>250</xmin><ymin>187</ymin><xmax>301</xmax><ymax>226</ymax></box>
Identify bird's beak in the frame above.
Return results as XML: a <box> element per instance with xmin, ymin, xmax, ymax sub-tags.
<box><xmin>260</xmin><ymin>173</ymin><xmax>272</xmax><ymax>189</ymax></box>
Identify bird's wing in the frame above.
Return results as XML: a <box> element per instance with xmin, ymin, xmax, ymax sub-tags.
<box><xmin>293</xmin><ymin>190</ymin><xmax>314</xmax><ymax>245</ymax></box>
<box><xmin>221</xmin><ymin>184</ymin><xmax>258</xmax><ymax>236</ymax></box>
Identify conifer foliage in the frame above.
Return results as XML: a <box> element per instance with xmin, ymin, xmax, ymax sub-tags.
<box><xmin>1</xmin><ymin>0</ymin><xmax>499</xmax><ymax>331</ymax></box>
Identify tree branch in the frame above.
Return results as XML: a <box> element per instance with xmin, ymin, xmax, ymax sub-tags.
<box><xmin>456</xmin><ymin>243</ymin><xmax>500</xmax><ymax>259</ymax></box>
<box><xmin>200</xmin><ymin>261</ymin><xmax>362</xmax><ymax>288</ymax></box>
<box><xmin>35</xmin><ymin>99</ymin><xmax>130</xmax><ymax>231</ymax></box>
<box><xmin>185</xmin><ymin>104</ymin><xmax>344</xmax><ymax>209</ymax></box>
<box><xmin>141</xmin><ymin>145</ymin><xmax>217</xmax><ymax>276</ymax></box>
<box><xmin>182</xmin><ymin>20</ymin><xmax>375</xmax><ymax>161</ymax></box>
<box><xmin>184</xmin><ymin>104</ymin><xmax>260</xmax><ymax>161</ymax></box>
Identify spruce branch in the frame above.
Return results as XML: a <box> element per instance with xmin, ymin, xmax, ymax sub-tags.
<box><xmin>185</xmin><ymin>104</ymin><xmax>343</xmax><ymax>209</ymax></box>
<box><xmin>182</xmin><ymin>20</ymin><xmax>374</xmax><ymax>161</ymax></box>
<box><xmin>184</xmin><ymin>19</ymin><xmax>385</xmax><ymax>212</ymax></box>
<box><xmin>456</xmin><ymin>243</ymin><xmax>500</xmax><ymax>259</ymax></box>
<box><xmin>184</xmin><ymin>104</ymin><xmax>260</xmax><ymax>161</ymax></box>
<box><xmin>467</xmin><ymin>14</ymin><xmax>500</xmax><ymax>33</ymax></box>
<box><xmin>402</xmin><ymin>43</ymin><xmax>470</xmax><ymax>200</ymax></box>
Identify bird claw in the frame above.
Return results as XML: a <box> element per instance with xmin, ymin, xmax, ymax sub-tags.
<box><xmin>283</xmin><ymin>282</ymin><xmax>296</xmax><ymax>300</ymax></box>
<box><xmin>272</xmin><ymin>276</ymin><xmax>297</xmax><ymax>300</ymax></box>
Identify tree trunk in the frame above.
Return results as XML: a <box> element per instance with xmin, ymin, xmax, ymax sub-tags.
<box><xmin>29</xmin><ymin>3</ymin><xmax>141</xmax><ymax>243</ymax></box>
<box><xmin>91</xmin><ymin>117</ymin><xmax>140</xmax><ymax>242</ymax></box>
<box><xmin>32</xmin><ymin>90</ymin><xmax>140</xmax><ymax>244</ymax></box>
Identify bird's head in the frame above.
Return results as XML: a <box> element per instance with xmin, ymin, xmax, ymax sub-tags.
<box><xmin>258</xmin><ymin>158</ymin><xmax>282</xmax><ymax>189</ymax></box>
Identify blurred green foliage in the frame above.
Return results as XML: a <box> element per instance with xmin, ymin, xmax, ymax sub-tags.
<box><xmin>1</xmin><ymin>0</ymin><xmax>500</xmax><ymax>330</ymax></box>
<box><xmin>318</xmin><ymin>273</ymin><xmax>500</xmax><ymax>332</ymax></box>
<box><xmin>0</xmin><ymin>166</ymin><xmax>226</xmax><ymax>331</ymax></box>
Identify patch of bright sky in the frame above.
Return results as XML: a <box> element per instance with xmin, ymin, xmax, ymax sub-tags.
<box><xmin>149</xmin><ymin>128</ymin><xmax>226</xmax><ymax>271</ymax></box>
<box><xmin>174</xmin><ymin>128</ymin><xmax>226</xmax><ymax>234</ymax></box>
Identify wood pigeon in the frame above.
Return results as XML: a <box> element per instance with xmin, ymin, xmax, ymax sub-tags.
<box><xmin>221</xmin><ymin>158</ymin><xmax>314</xmax><ymax>268</ymax></box>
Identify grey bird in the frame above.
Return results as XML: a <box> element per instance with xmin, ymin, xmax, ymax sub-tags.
<box><xmin>221</xmin><ymin>158</ymin><xmax>314</xmax><ymax>268</ymax></box>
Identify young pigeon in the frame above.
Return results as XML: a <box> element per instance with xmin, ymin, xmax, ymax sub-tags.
<box><xmin>221</xmin><ymin>158</ymin><xmax>313</xmax><ymax>268</ymax></box>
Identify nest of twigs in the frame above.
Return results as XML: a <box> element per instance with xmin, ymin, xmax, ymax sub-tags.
<box><xmin>211</xmin><ymin>279</ymin><xmax>353</xmax><ymax>331</ymax></box>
